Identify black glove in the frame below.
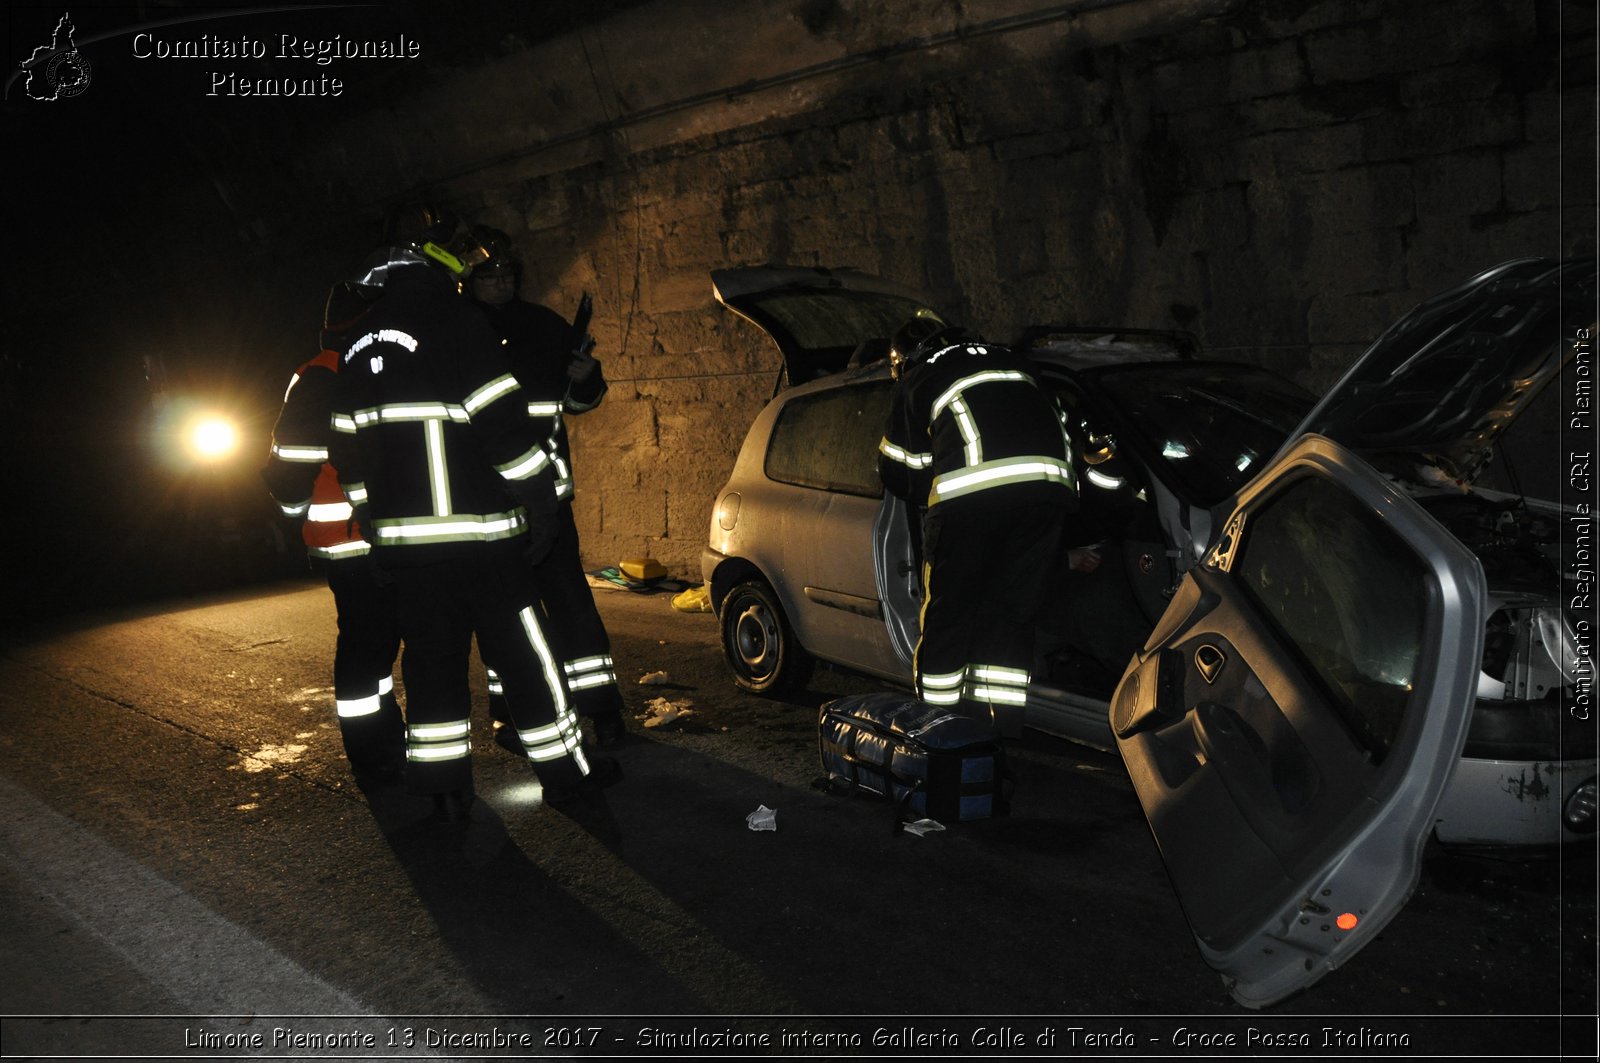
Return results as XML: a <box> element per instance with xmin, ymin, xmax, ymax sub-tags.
<box><xmin>522</xmin><ymin>515</ymin><xmax>559</xmax><ymax>567</ymax></box>
<box><xmin>505</xmin><ymin>474</ymin><xmax>559</xmax><ymax>566</ymax></box>
<box><xmin>348</xmin><ymin>503</ymin><xmax>375</xmax><ymax>544</ymax></box>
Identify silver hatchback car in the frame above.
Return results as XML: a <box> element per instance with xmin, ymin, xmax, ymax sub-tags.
<box><xmin>703</xmin><ymin>259</ymin><xmax>1595</xmax><ymax>1004</ymax></box>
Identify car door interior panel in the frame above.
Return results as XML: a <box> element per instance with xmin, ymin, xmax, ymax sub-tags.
<box><xmin>1113</xmin><ymin>437</ymin><xmax>1486</xmax><ymax>1007</ymax></box>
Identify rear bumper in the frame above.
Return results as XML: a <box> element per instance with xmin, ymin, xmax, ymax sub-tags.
<box><xmin>700</xmin><ymin>546</ymin><xmax>732</xmax><ymax>616</ymax></box>
<box><xmin>1432</xmin><ymin>756</ymin><xmax>1598</xmax><ymax>846</ymax></box>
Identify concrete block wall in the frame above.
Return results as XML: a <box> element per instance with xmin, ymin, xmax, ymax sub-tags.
<box><xmin>299</xmin><ymin>0</ymin><xmax>1596</xmax><ymax>577</ymax></box>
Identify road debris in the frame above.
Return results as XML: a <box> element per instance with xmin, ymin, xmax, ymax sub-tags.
<box><xmin>641</xmin><ymin>696</ymin><xmax>694</xmax><ymax>728</ymax></box>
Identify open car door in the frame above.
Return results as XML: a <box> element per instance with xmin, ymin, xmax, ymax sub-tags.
<box><xmin>873</xmin><ymin>492</ymin><xmax>921</xmax><ymax>672</ymax></box>
<box><xmin>1111</xmin><ymin>434</ymin><xmax>1485</xmax><ymax>1009</ymax></box>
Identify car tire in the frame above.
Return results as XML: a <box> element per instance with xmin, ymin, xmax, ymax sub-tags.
<box><xmin>720</xmin><ymin>578</ymin><xmax>813</xmax><ymax>694</ymax></box>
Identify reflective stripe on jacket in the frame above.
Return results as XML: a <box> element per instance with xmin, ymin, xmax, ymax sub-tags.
<box><xmin>327</xmin><ymin>265</ymin><xmax>558</xmax><ymax>564</ymax></box>
<box><xmin>476</xmin><ymin>298</ymin><xmax>609</xmax><ymax>504</ymax></box>
<box><xmin>878</xmin><ymin>342</ymin><xmax>1075</xmax><ymax>508</ymax></box>
<box><xmin>262</xmin><ymin>348</ymin><xmax>368</xmax><ymax>560</ymax></box>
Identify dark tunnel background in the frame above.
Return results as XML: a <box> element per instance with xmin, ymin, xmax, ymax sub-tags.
<box><xmin>3</xmin><ymin>0</ymin><xmax>1595</xmax><ymax>626</ymax></box>
<box><xmin>2</xmin><ymin>2</ymin><xmax>653</xmax><ymax>623</ymax></box>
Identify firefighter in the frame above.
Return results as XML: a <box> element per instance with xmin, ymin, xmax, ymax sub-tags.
<box><xmin>467</xmin><ymin>227</ymin><xmax>627</xmax><ymax>749</ymax></box>
<box><xmin>262</xmin><ymin>279</ymin><xmax>403</xmax><ymax>784</ymax></box>
<box><xmin>328</xmin><ymin>202</ymin><xmax>620</xmax><ymax>818</ymax></box>
<box><xmin>877</xmin><ymin>315</ymin><xmax>1076</xmax><ymax>738</ymax></box>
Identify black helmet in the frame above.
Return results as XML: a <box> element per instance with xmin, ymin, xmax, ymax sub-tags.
<box><xmin>888</xmin><ymin>313</ymin><xmax>961</xmax><ymax>379</ymax></box>
<box><xmin>471</xmin><ymin>225</ymin><xmax>519</xmax><ymax>275</ymax></box>
<box><xmin>321</xmin><ymin>279</ymin><xmax>379</xmax><ymax>351</ymax></box>
<box><xmin>379</xmin><ymin>201</ymin><xmax>490</xmax><ymax>277</ymax></box>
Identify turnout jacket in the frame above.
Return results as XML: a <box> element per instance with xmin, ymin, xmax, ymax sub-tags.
<box><xmin>878</xmin><ymin>340</ymin><xmax>1075</xmax><ymax>508</ymax></box>
<box><xmin>328</xmin><ymin>264</ymin><xmax>558</xmax><ymax>565</ymax></box>
<box><xmin>262</xmin><ymin>348</ymin><xmax>368</xmax><ymax>561</ymax></box>
<box><xmin>477</xmin><ymin>299</ymin><xmax>608</xmax><ymax>502</ymax></box>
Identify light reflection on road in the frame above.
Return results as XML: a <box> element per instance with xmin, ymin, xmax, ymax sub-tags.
<box><xmin>238</xmin><ymin>743</ymin><xmax>307</xmax><ymax>772</ymax></box>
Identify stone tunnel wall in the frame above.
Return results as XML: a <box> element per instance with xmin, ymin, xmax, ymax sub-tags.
<box><xmin>299</xmin><ymin>0</ymin><xmax>1597</xmax><ymax>577</ymax></box>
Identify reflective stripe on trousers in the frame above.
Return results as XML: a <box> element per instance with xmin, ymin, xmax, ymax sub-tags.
<box><xmin>337</xmin><ymin>674</ymin><xmax>395</xmax><ymax>718</ymax></box>
<box><xmin>407</xmin><ymin>718</ymin><xmax>472</xmax><ymax>763</ymax></box>
<box><xmin>564</xmin><ymin>654</ymin><xmax>618</xmax><ymax>692</ymax></box>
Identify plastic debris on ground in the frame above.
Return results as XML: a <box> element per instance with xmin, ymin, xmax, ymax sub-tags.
<box><xmin>638</xmin><ymin>670</ymin><xmax>670</xmax><ymax>685</ymax></box>
<box><xmin>902</xmin><ymin>819</ymin><xmax>946</xmax><ymax>837</ymax></box>
<box><xmin>671</xmin><ymin>584</ymin><xmax>713</xmax><ymax>613</ymax></box>
<box><xmin>746</xmin><ymin>805</ymin><xmax>777</xmax><ymax>831</ymax></box>
<box><xmin>620</xmin><ymin>557</ymin><xmax>667</xmax><ymax>582</ymax></box>
<box><xmin>587</xmin><ymin>562</ymin><xmax>693</xmax><ymax>595</ymax></box>
<box><xmin>641</xmin><ymin>696</ymin><xmax>694</xmax><ymax>728</ymax></box>
<box><xmin>585</xmin><ymin>567</ymin><xmax>629</xmax><ymax>590</ymax></box>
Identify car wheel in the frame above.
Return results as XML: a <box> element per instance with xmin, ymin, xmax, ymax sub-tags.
<box><xmin>720</xmin><ymin>579</ymin><xmax>813</xmax><ymax>693</ymax></box>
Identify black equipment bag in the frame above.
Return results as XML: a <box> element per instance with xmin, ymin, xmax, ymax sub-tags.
<box><xmin>817</xmin><ymin>692</ymin><xmax>1009</xmax><ymax>828</ymax></box>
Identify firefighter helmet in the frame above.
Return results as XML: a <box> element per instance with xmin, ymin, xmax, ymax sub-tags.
<box><xmin>321</xmin><ymin>279</ymin><xmax>378</xmax><ymax>350</ymax></box>
<box><xmin>471</xmin><ymin>226</ymin><xmax>518</xmax><ymax>274</ymax></box>
<box><xmin>888</xmin><ymin>313</ymin><xmax>961</xmax><ymax>380</ymax></box>
<box><xmin>467</xmin><ymin>226</ymin><xmax>519</xmax><ymax>306</ymax></box>
<box><xmin>380</xmin><ymin>201</ymin><xmax>491</xmax><ymax>277</ymax></box>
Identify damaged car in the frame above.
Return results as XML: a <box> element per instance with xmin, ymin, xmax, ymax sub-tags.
<box><xmin>703</xmin><ymin>259</ymin><xmax>1596</xmax><ymax>1004</ymax></box>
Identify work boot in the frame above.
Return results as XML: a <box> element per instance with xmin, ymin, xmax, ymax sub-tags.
<box><xmin>541</xmin><ymin>755</ymin><xmax>623</xmax><ymax>807</ymax></box>
<box><xmin>348</xmin><ymin>742</ymin><xmax>406</xmax><ymax>790</ymax></box>
<box><xmin>350</xmin><ymin>760</ymin><xmax>405</xmax><ymax>791</ymax></box>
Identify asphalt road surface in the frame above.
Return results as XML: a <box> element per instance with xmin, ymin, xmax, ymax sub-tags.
<box><xmin>0</xmin><ymin>576</ymin><xmax>1594</xmax><ymax>1060</ymax></box>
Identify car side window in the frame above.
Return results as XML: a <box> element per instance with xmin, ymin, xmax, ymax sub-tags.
<box><xmin>1233</xmin><ymin>475</ymin><xmax>1429</xmax><ymax>763</ymax></box>
<box><xmin>764</xmin><ymin>381</ymin><xmax>893</xmax><ymax>497</ymax></box>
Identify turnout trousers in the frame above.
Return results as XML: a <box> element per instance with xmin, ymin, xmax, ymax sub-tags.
<box><xmin>487</xmin><ymin>505</ymin><xmax>625</xmax><ymax>724</ymax></box>
<box><xmin>393</xmin><ymin>543</ymin><xmax>592</xmax><ymax>796</ymax></box>
<box><xmin>322</xmin><ymin>558</ymin><xmax>404</xmax><ymax>772</ymax></box>
<box><xmin>914</xmin><ymin>484</ymin><xmax>1067</xmax><ymax>737</ymax></box>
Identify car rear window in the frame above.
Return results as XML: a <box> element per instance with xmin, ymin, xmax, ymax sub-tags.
<box><xmin>1233</xmin><ymin>474</ymin><xmax>1431</xmax><ymax>763</ymax></box>
<box><xmin>743</xmin><ymin>291</ymin><xmax>933</xmax><ymax>381</ymax></box>
<box><xmin>765</xmin><ymin>381</ymin><xmax>893</xmax><ymax>497</ymax></box>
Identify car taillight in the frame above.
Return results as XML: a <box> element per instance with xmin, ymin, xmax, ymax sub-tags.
<box><xmin>1563</xmin><ymin>776</ymin><xmax>1598</xmax><ymax>833</ymax></box>
<box><xmin>1534</xmin><ymin>607</ymin><xmax>1580</xmax><ymax>683</ymax></box>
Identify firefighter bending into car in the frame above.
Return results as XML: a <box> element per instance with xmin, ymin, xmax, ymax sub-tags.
<box><xmin>878</xmin><ymin>314</ymin><xmax>1076</xmax><ymax>738</ymax></box>
<box><xmin>467</xmin><ymin>227</ymin><xmax>627</xmax><ymax>749</ymax></box>
<box><xmin>328</xmin><ymin>203</ymin><xmax>621</xmax><ymax>819</ymax></box>
<box><xmin>263</xmin><ymin>280</ymin><xmax>403</xmax><ymax>784</ymax></box>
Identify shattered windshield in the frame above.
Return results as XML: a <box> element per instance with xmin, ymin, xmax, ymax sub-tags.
<box><xmin>1090</xmin><ymin>363</ymin><xmax>1316</xmax><ymax>507</ymax></box>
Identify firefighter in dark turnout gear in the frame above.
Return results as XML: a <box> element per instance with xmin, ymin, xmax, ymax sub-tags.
<box><xmin>878</xmin><ymin>317</ymin><xmax>1076</xmax><ymax>737</ymax></box>
<box><xmin>468</xmin><ymin>228</ymin><xmax>628</xmax><ymax>748</ymax></box>
<box><xmin>328</xmin><ymin>204</ymin><xmax>618</xmax><ymax>815</ymax></box>
<box><xmin>262</xmin><ymin>281</ymin><xmax>403</xmax><ymax>781</ymax></box>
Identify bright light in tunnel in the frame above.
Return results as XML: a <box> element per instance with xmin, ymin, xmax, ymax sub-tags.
<box><xmin>185</xmin><ymin>414</ymin><xmax>240</xmax><ymax>463</ymax></box>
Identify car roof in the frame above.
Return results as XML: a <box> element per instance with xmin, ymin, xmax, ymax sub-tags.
<box><xmin>1012</xmin><ymin>325</ymin><xmax>1199</xmax><ymax>368</ymax></box>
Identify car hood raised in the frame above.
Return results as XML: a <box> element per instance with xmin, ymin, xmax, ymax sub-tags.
<box><xmin>1292</xmin><ymin>257</ymin><xmax>1597</xmax><ymax>487</ymax></box>
<box><xmin>712</xmin><ymin>265</ymin><xmax>941</xmax><ymax>386</ymax></box>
